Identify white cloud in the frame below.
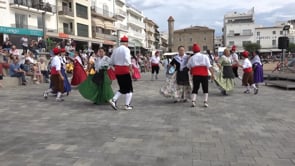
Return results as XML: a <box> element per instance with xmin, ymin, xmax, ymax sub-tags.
<box><xmin>126</xmin><ymin>0</ymin><xmax>295</xmax><ymax>35</ymax></box>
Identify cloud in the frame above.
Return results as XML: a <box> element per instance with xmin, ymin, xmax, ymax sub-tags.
<box><xmin>126</xmin><ymin>0</ymin><xmax>295</xmax><ymax>36</ymax></box>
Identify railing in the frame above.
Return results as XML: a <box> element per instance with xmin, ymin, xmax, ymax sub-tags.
<box><xmin>11</xmin><ymin>24</ymin><xmax>42</xmax><ymax>30</ymax></box>
<box><xmin>241</xmin><ymin>32</ymin><xmax>253</xmax><ymax>36</ymax></box>
<box><xmin>95</xmin><ymin>32</ymin><xmax>117</xmax><ymax>41</ymax></box>
<box><xmin>58</xmin><ymin>6</ymin><xmax>74</xmax><ymax>17</ymax></box>
<box><xmin>10</xmin><ymin>0</ymin><xmax>55</xmax><ymax>13</ymax></box>
<box><xmin>116</xmin><ymin>23</ymin><xmax>128</xmax><ymax>31</ymax></box>
<box><xmin>58</xmin><ymin>28</ymin><xmax>74</xmax><ymax>35</ymax></box>
<box><xmin>91</xmin><ymin>6</ymin><xmax>114</xmax><ymax>18</ymax></box>
<box><xmin>128</xmin><ymin>18</ymin><xmax>144</xmax><ymax>27</ymax></box>
<box><xmin>116</xmin><ymin>8</ymin><xmax>126</xmax><ymax>17</ymax></box>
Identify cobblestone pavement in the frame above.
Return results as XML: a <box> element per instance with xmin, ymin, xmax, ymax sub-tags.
<box><xmin>0</xmin><ymin>72</ymin><xmax>295</xmax><ymax>166</ymax></box>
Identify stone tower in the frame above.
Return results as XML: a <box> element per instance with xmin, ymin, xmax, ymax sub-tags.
<box><xmin>168</xmin><ymin>16</ymin><xmax>175</xmax><ymax>52</ymax></box>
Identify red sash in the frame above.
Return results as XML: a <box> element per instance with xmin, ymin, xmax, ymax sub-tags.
<box><xmin>243</xmin><ymin>67</ymin><xmax>252</xmax><ymax>73</ymax></box>
<box><xmin>151</xmin><ymin>63</ymin><xmax>159</xmax><ymax>67</ymax></box>
<box><xmin>114</xmin><ymin>65</ymin><xmax>130</xmax><ymax>75</ymax></box>
<box><xmin>191</xmin><ymin>66</ymin><xmax>208</xmax><ymax>76</ymax></box>
<box><xmin>50</xmin><ymin>67</ymin><xmax>59</xmax><ymax>75</ymax></box>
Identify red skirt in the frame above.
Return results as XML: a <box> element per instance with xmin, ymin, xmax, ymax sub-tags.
<box><xmin>132</xmin><ymin>67</ymin><xmax>141</xmax><ymax>79</ymax></box>
<box><xmin>71</xmin><ymin>61</ymin><xmax>87</xmax><ymax>86</ymax></box>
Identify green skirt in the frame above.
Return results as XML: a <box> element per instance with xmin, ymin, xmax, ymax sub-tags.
<box><xmin>78</xmin><ymin>71</ymin><xmax>114</xmax><ymax>105</ymax></box>
<box><xmin>214</xmin><ymin>70</ymin><xmax>235</xmax><ymax>92</ymax></box>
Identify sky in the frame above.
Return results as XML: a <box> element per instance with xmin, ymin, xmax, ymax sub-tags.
<box><xmin>126</xmin><ymin>0</ymin><xmax>295</xmax><ymax>36</ymax></box>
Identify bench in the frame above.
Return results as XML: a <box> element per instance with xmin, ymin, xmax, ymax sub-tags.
<box><xmin>2</xmin><ymin>76</ymin><xmax>35</xmax><ymax>88</ymax></box>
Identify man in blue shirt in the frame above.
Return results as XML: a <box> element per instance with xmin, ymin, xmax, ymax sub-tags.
<box><xmin>9</xmin><ymin>57</ymin><xmax>26</xmax><ymax>85</ymax></box>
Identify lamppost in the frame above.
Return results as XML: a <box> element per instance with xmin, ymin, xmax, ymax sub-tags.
<box><xmin>282</xmin><ymin>25</ymin><xmax>290</xmax><ymax>72</ymax></box>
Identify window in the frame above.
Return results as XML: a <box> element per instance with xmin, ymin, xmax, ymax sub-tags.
<box><xmin>179</xmin><ymin>38</ymin><xmax>181</xmax><ymax>42</ymax></box>
<box><xmin>243</xmin><ymin>29</ymin><xmax>252</xmax><ymax>36</ymax></box>
<box><xmin>15</xmin><ymin>13</ymin><xmax>28</xmax><ymax>28</ymax></box>
<box><xmin>37</xmin><ymin>16</ymin><xmax>43</xmax><ymax>29</ymax></box>
<box><xmin>203</xmin><ymin>45</ymin><xmax>207</xmax><ymax>51</ymax></box>
<box><xmin>77</xmin><ymin>23</ymin><xmax>88</xmax><ymax>37</ymax></box>
<box><xmin>272</xmin><ymin>40</ymin><xmax>276</xmax><ymax>46</ymax></box>
<box><xmin>204</xmin><ymin>37</ymin><xmax>206</xmax><ymax>41</ymax></box>
<box><xmin>189</xmin><ymin>38</ymin><xmax>192</xmax><ymax>42</ymax></box>
<box><xmin>103</xmin><ymin>4</ymin><xmax>109</xmax><ymax>17</ymax></box>
<box><xmin>229</xmin><ymin>41</ymin><xmax>234</xmax><ymax>46</ymax></box>
<box><xmin>229</xmin><ymin>30</ymin><xmax>234</xmax><ymax>36</ymax></box>
<box><xmin>257</xmin><ymin>32</ymin><xmax>260</xmax><ymax>36</ymax></box>
<box><xmin>188</xmin><ymin>46</ymin><xmax>192</xmax><ymax>51</ymax></box>
<box><xmin>272</xmin><ymin>31</ymin><xmax>276</xmax><ymax>35</ymax></box>
<box><xmin>280</xmin><ymin>31</ymin><xmax>283</xmax><ymax>35</ymax></box>
<box><xmin>76</xmin><ymin>3</ymin><xmax>88</xmax><ymax>19</ymax></box>
<box><xmin>256</xmin><ymin>40</ymin><xmax>260</xmax><ymax>45</ymax></box>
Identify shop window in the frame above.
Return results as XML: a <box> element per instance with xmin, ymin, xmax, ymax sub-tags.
<box><xmin>77</xmin><ymin>23</ymin><xmax>88</xmax><ymax>37</ymax></box>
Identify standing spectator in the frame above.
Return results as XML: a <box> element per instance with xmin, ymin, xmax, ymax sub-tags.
<box><xmin>150</xmin><ymin>51</ymin><xmax>161</xmax><ymax>80</ymax></box>
<box><xmin>39</xmin><ymin>57</ymin><xmax>49</xmax><ymax>83</ymax></box>
<box><xmin>38</xmin><ymin>38</ymin><xmax>46</xmax><ymax>52</ymax></box>
<box><xmin>9</xmin><ymin>57</ymin><xmax>27</xmax><ymax>85</ymax></box>
<box><xmin>20</xmin><ymin>36</ymin><xmax>28</xmax><ymax>54</ymax></box>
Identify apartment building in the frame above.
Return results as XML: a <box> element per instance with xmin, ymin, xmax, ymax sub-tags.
<box><xmin>0</xmin><ymin>0</ymin><xmax>56</xmax><ymax>48</ymax></box>
<box><xmin>223</xmin><ymin>8</ymin><xmax>256</xmax><ymax>52</ymax></box>
<box><xmin>173</xmin><ymin>26</ymin><xmax>214</xmax><ymax>52</ymax></box>
<box><xmin>91</xmin><ymin>0</ymin><xmax>117</xmax><ymax>50</ymax></box>
<box><xmin>126</xmin><ymin>4</ymin><xmax>145</xmax><ymax>55</ymax></box>
<box><xmin>144</xmin><ymin>18</ymin><xmax>157</xmax><ymax>51</ymax></box>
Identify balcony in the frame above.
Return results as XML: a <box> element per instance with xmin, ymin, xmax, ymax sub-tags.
<box><xmin>114</xmin><ymin>8</ymin><xmax>127</xmax><ymax>20</ymax></box>
<box><xmin>115</xmin><ymin>23</ymin><xmax>128</xmax><ymax>32</ymax></box>
<box><xmin>129</xmin><ymin>31</ymin><xmax>144</xmax><ymax>39</ymax></box>
<box><xmin>94</xmin><ymin>32</ymin><xmax>117</xmax><ymax>41</ymax></box>
<box><xmin>91</xmin><ymin>6</ymin><xmax>115</xmax><ymax>21</ymax></box>
<box><xmin>58</xmin><ymin>6</ymin><xmax>74</xmax><ymax>18</ymax></box>
<box><xmin>128</xmin><ymin>18</ymin><xmax>144</xmax><ymax>28</ymax></box>
<box><xmin>10</xmin><ymin>0</ymin><xmax>55</xmax><ymax>13</ymax></box>
<box><xmin>58</xmin><ymin>28</ymin><xmax>74</xmax><ymax>35</ymax></box>
<box><xmin>116</xmin><ymin>0</ymin><xmax>125</xmax><ymax>5</ymax></box>
<box><xmin>11</xmin><ymin>23</ymin><xmax>41</xmax><ymax>30</ymax></box>
<box><xmin>241</xmin><ymin>32</ymin><xmax>253</xmax><ymax>36</ymax></box>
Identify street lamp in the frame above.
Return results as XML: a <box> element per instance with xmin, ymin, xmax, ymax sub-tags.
<box><xmin>282</xmin><ymin>25</ymin><xmax>290</xmax><ymax>72</ymax></box>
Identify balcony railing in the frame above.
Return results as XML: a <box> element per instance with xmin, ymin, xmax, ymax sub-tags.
<box><xmin>116</xmin><ymin>23</ymin><xmax>128</xmax><ymax>31</ymax></box>
<box><xmin>128</xmin><ymin>18</ymin><xmax>144</xmax><ymax>28</ymax></box>
<box><xmin>58</xmin><ymin>6</ymin><xmax>74</xmax><ymax>17</ymax></box>
<box><xmin>10</xmin><ymin>0</ymin><xmax>55</xmax><ymax>13</ymax></box>
<box><xmin>116</xmin><ymin>8</ymin><xmax>126</xmax><ymax>17</ymax></box>
<box><xmin>95</xmin><ymin>32</ymin><xmax>117</xmax><ymax>41</ymax></box>
<box><xmin>58</xmin><ymin>28</ymin><xmax>74</xmax><ymax>35</ymax></box>
<box><xmin>91</xmin><ymin>6</ymin><xmax>114</xmax><ymax>18</ymax></box>
<box><xmin>11</xmin><ymin>24</ymin><xmax>42</xmax><ymax>30</ymax></box>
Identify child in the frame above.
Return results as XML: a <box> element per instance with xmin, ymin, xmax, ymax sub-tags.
<box><xmin>239</xmin><ymin>51</ymin><xmax>258</xmax><ymax>94</ymax></box>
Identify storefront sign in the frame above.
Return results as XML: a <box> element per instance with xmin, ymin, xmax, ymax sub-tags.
<box><xmin>58</xmin><ymin>33</ymin><xmax>69</xmax><ymax>38</ymax></box>
<box><xmin>0</xmin><ymin>26</ymin><xmax>43</xmax><ymax>36</ymax></box>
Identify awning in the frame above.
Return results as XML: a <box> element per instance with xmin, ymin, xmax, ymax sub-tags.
<box><xmin>259</xmin><ymin>48</ymin><xmax>282</xmax><ymax>53</ymax></box>
<box><xmin>104</xmin><ymin>21</ymin><xmax>115</xmax><ymax>30</ymax></box>
<box><xmin>92</xmin><ymin>19</ymin><xmax>104</xmax><ymax>28</ymax></box>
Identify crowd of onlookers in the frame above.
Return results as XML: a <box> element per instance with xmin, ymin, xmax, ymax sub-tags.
<box><xmin>0</xmin><ymin>37</ymin><xmax>49</xmax><ymax>87</ymax></box>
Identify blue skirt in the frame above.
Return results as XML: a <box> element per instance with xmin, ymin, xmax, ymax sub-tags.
<box><xmin>253</xmin><ymin>63</ymin><xmax>264</xmax><ymax>83</ymax></box>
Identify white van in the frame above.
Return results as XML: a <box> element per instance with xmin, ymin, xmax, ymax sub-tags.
<box><xmin>217</xmin><ymin>47</ymin><xmax>226</xmax><ymax>57</ymax></box>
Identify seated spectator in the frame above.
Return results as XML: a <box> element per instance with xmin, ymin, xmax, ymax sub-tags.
<box><xmin>0</xmin><ymin>60</ymin><xmax>9</xmax><ymax>88</ymax></box>
<box><xmin>9</xmin><ymin>57</ymin><xmax>26</xmax><ymax>85</ymax></box>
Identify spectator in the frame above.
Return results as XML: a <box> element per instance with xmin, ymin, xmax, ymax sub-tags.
<box><xmin>2</xmin><ymin>37</ymin><xmax>12</xmax><ymax>52</ymax></box>
<box><xmin>39</xmin><ymin>57</ymin><xmax>49</xmax><ymax>83</ymax></box>
<box><xmin>20</xmin><ymin>36</ymin><xmax>28</xmax><ymax>54</ymax></box>
<box><xmin>9</xmin><ymin>57</ymin><xmax>27</xmax><ymax>85</ymax></box>
<box><xmin>38</xmin><ymin>38</ymin><xmax>46</xmax><ymax>52</ymax></box>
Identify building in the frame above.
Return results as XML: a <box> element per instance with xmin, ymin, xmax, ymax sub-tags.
<box><xmin>173</xmin><ymin>26</ymin><xmax>214</xmax><ymax>52</ymax></box>
<box><xmin>113</xmin><ymin>0</ymin><xmax>128</xmax><ymax>46</ymax></box>
<box><xmin>144</xmin><ymin>18</ymin><xmax>158</xmax><ymax>51</ymax></box>
<box><xmin>91</xmin><ymin>0</ymin><xmax>117</xmax><ymax>51</ymax></box>
<box><xmin>126</xmin><ymin>3</ymin><xmax>145</xmax><ymax>55</ymax></box>
<box><xmin>214</xmin><ymin>36</ymin><xmax>223</xmax><ymax>52</ymax></box>
<box><xmin>159</xmin><ymin>31</ymin><xmax>168</xmax><ymax>52</ymax></box>
<box><xmin>223</xmin><ymin>7</ymin><xmax>256</xmax><ymax>52</ymax></box>
<box><xmin>0</xmin><ymin>0</ymin><xmax>56</xmax><ymax>49</ymax></box>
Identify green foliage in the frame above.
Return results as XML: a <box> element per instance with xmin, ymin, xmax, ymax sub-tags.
<box><xmin>287</xmin><ymin>43</ymin><xmax>295</xmax><ymax>53</ymax></box>
<box><xmin>243</xmin><ymin>42</ymin><xmax>261</xmax><ymax>53</ymax></box>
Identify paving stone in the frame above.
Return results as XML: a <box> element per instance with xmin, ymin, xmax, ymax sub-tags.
<box><xmin>0</xmin><ymin>72</ymin><xmax>295</xmax><ymax>165</ymax></box>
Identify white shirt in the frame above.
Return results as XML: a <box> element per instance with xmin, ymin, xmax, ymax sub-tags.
<box><xmin>111</xmin><ymin>45</ymin><xmax>131</xmax><ymax>66</ymax></box>
<box><xmin>150</xmin><ymin>56</ymin><xmax>160</xmax><ymax>64</ymax></box>
<box><xmin>95</xmin><ymin>56</ymin><xmax>111</xmax><ymax>71</ymax></box>
<box><xmin>231</xmin><ymin>52</ymin><xmax>239</xmax><ymax>65</ymax></box>
<box><xmin>187</xmin><ymin>53</ymin><xmax>211</xmax><ymax>69</ymax></box>
<box><xmin>242</xmin><ymin>58</ymin><xmax>252</xmax><ymax>69</ymax></box>
<box><xmin>51</xmin><ymin>55</ymin><xmax>61</xmax><ymax>71</ymax></box>
<box><xmin>251</xmin><ymin>55</ymin><xmax>262</xmax><ymax>65</ymax></box>
<box><xmin>174</xmin><ymin>54</ymin><xmax>189</xmax><ymax>71</ymax></box>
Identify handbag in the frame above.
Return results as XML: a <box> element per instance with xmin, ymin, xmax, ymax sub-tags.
<box><xmin>167</xmin><ymin>66</ymin><xmax>175</xmax><ymax>75</ymax></box>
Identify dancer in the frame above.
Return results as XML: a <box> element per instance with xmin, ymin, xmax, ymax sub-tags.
<box><xmin>160</xmin><ymin>46</ymin><xmax>190</xmax><ymax>102</ymax></box>
<box><xmin>60</xmin><ymin>49</ymin><xmax>71</xmax><ymax>95</ymax></box>
<box><xmin>78</xmin><ymin>47</ymin><xmax>114</xmax><ymax>105</ymax></box>
<box><xmin>43</xmin><ymin>47</ymin><xmax>64</xmax><ymax>101</ymax></box>
<box><xmin>230</xmin><ymin>45</ymin><xmax>240</xmax><ymax>79</ymax></box>
<box><xmin>109</xmin><ymin>36</ymin><xmax>134</xmax><ymax>110</ymax></box>
<box><xmin>240</xmin><ymin>51</ymin><xmax>258</xmax><ymax>94</ymax></box>
<box><xmin>131</xmin><ymin>55</ymin><xmax>141</xmax><ymax>81</ymax></box>
<box><xmin>214</xmin><ymin>48</ymin><xmax>235</xmax><ymax>95</ymax></box>
<box><xmin>187</xmin><ymin>44</ymin><xmax>214</xmax><ymax>107</ymax></box>
<box><xmin>70</xmin><ymin>51</ymin><xmax>87</xmax><ymax>86</ymax></box>
<box><xmin>251</xmin><ymin>50</ymin><xmax>264</xmax><ymax>88</ymax></box>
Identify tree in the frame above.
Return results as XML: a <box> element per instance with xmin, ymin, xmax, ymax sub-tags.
<box><xmin>243</xmin><ymin>42</ymin><xmax>261</xmax><ymax>53</ymax></box>
<box><xmin>287</xmin><ymin>43</ymin><xmax>295</xmax><ymax>53</ymax></box>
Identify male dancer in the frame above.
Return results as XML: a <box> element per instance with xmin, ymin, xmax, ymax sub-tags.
<box><xmin>150</xmin><ymin>51</ymin><xmax>161</xmax><ymax>80</ymax></box>
<box><xmin>109</xmin><ymin>36</ymin><xmax>134</xmax><ymax>110</ymax></box>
